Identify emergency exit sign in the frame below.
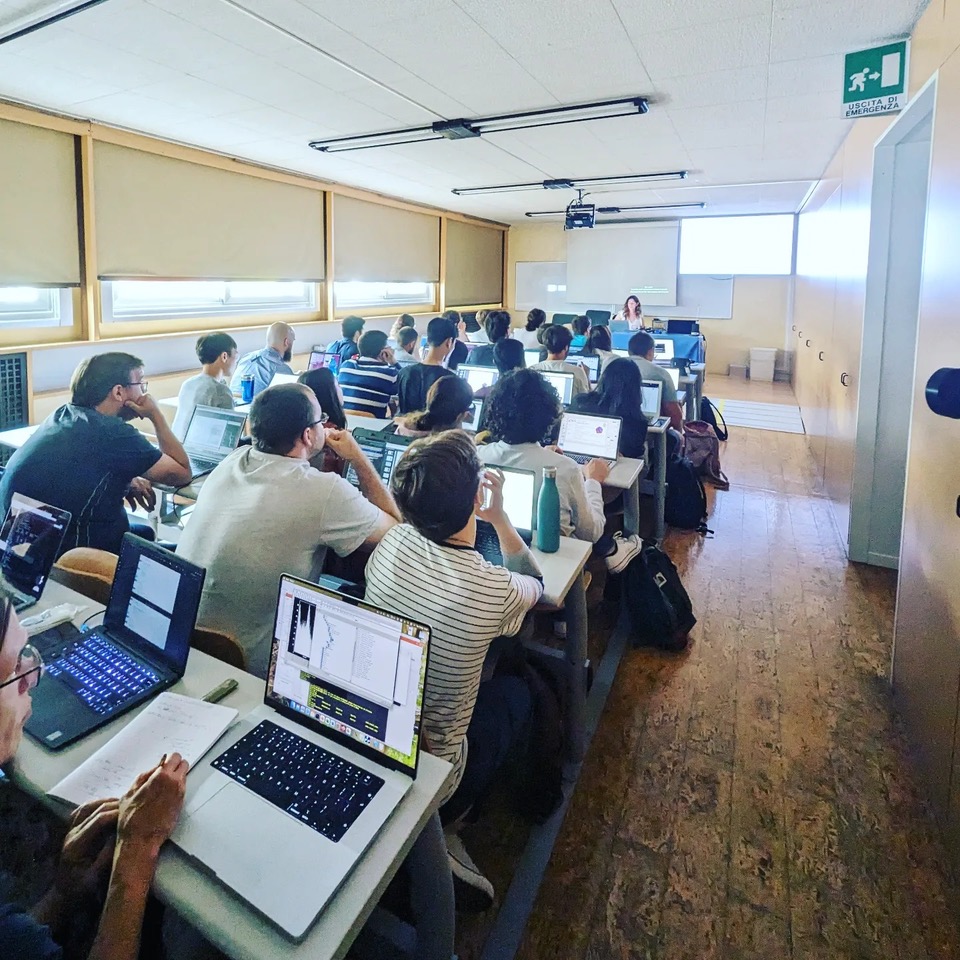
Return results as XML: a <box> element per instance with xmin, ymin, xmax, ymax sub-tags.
<box><xmin>843</xmin><ymin>41</ymin><xmax>909</xmax><ymax>118</ymax></box>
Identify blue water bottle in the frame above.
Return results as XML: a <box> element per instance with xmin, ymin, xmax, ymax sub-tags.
<box><xmin>536</xmin><ymin>466</ymin><xmax>561</xmax><ymax>553</ymax></box>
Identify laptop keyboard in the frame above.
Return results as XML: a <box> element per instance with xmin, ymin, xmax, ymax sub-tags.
<box><xmin>45</xmin><ymin>633</ymin><xmax>161</xmax><ymax>715</ymax></box>
<box><xmin>565</xmin><ymin>451</ymin><xmax>614</xmax><ymax>466</ymax></box>
<box><xmin>474</xmin><ymin>520</ymin><xmax>503</xmax><ymax>567</ymax></box>
<box><xmin>189</xmin><ymin>456</ymin><xmax>219</xmax><ymax>474</ymax></box>
<box><xmin>211</xmin><ymin>720</ymin><xmax>385</xmax><ymax>843</ymax></box>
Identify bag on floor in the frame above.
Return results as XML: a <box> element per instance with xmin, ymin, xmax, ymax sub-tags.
<box><xmin>683</xmin><ymin>421</ymin><xmax>730</xmax><ymax>490</ymax></box>
<box><xmin>699</xmin><ymin>397</ymin><xmax>729</xmax><ymax>441</ymax></box>
<box><xmin>622</xmin><ymin>545</ymin><xmax>696</xmax><ymax>651</ymax></box>
<box><xmin>665</xmin><ymin>455</ymin><xmax>711</xmax><ymax>534</ymax></box>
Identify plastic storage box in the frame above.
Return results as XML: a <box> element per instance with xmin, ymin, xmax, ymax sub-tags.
<box><xmin>749</xmin><ymin>347</ymin><xmax>777</xmax><ymax>382</ymax></box>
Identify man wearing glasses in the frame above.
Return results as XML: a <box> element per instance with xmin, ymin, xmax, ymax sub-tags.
<box><xmin>0</xmin><ymin>353</ymin><xmax>192</xmax><ymax>556</ymax></box>
<box><xmin>177</xmin><ymin>383</ymin><xmax>400</xmax><ymax>677</ymax></box>
<box><xmin>0</xmin><ymin>592</ymin><xmax>191</xmax><ymax>959</ymax></box>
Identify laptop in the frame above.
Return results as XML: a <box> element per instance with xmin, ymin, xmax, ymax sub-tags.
<box><xmin>641</xmin><ymin>380</ymin><xmax>664</xmax><ymax>421</ymax></box>
<box><xmin>577</xmin><ymin>354</ymin><xmax>601</xmax><ymax>384</ymax></box>
<box><xmin>457</xmin><ymin>365</ymin><xmax>499</xmax><ymax>392</ymax></box>
<box><xmin>0</xmin><ymin>494</ymin><xmax>71</xmax><ymax>612</ymax></box>
<box><xmin>182</xmin><ymin>404</ymin><xmax>248</xmax><ymax>478</ymax></box>
<box><xmin>523</xmin><ymin>349</ymin><xmax>541</xmax><ymax>367</ymax></box>
<box><xmin>537</xmin><ymin>370</ymin><xmax>575</xmax><ymax>405</ymax></box>
<box><xmin>612</xmin><ymin>349</ymin><xmax>629</xmax><ymax>359</ymax></box>
<box><xmin>173</xmin><ymin>575</ymin><xmax>432</xmax><ymax>940</ymax></box>
<box><xmin>557</xmin><ymin>411</ymin><xmax>622</xmax><ymax>466</ymax></box>
<box><xmin>462</xmin><ymin>397</ymin><xmax>484</xmax><ymax>433</ymax></box>
<box><xmin>653</xmin><ymin>339</ymin><xmax>675</xmax><ymax>360</ymax></box>
<box><xmin>307</xmin><ymin>350</ymin><xmax>343</xmax><ymax>376</ymax></box>
<box><xmin>25</xmin><ymin>534</ymin><xmax>206</xmax><ymax>750</ymax></box>
<box><xmin>343</xmin><ymin>428</ymin><xmax>413</xmax><ymax>488</ymax></box>
<box><xmin>474</xmin><ymin>467</ymin><xmax>536</xmax><ymax>567</ymax></box>
<box><xmin>269</xmin><ymin>373</ymin><xmax>301</xmax><ymax>387</ymax></box>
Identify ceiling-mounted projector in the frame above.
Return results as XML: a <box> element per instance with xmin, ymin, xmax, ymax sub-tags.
<box><xmin>564</xmin><ymin>198</ymin><xmax>595</xmax><ymax>230</ymax></box>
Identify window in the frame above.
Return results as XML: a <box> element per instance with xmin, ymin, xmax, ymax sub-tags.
<box><xmin>0</xmin><ymin>287</ymin><xmax>74</xmax><ymax>328</ymax></box>
<box><xmin>334</xmin><ymin>281</ymin><xmax>434</xmax><ymax>310</ymax></box>
<box><xmin>102</xmin><ymin>280</ymin><xmax>317</xmax><ymax>322</ymax></box>
<box><xmin>679</xmin><ymin>215</ymin><xmax>795</xmax><ymax>275</ymax></box>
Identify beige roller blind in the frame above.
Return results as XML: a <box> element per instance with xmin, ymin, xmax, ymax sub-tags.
<box><xmin>334</xmin><ymin>195</ymin><xmax>439</xmax><ymax>282</ymax></box>
<box><xmin>445</xmin><ymin>220</ymin><xmax>504</xmax><ymax>306</ymax></box>
<box><xmin>94</xmin><ymin>143</ymin><xmax>325</xmax><ymax>280</ymax></box>
<box><xmin>0</xmin><ymin>118</ymin><xmax>80</xmax><ymax>285</ymax></box>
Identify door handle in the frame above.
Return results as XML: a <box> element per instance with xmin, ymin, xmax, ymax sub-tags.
<box><xmin>805</xmin><ymin>339</ymin><xmax>811</xmax><ymax>347</ymax></box>
<box><xmin>840</xmin><ymin>372</ymin><xmax>850</xmax><ymax>387</ymax></box>
<box><xmin>798</xmin><ymin>330</ymin><xmax>803</xmax><ymax>338</ymax></box>
<box><xmin>818</xmin><ymin>351</ymin><xmax>824</xmax><ymax>361</ymax></box>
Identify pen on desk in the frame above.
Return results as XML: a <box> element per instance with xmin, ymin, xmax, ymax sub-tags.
<box><xmin>201</xmin><ymin>678</ymin><xmax>238</xmax><ymax>703</ymax></box>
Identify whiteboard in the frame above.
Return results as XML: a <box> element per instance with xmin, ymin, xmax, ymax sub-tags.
<box><xmin>515</xmin><ymin>261</ymin><xmax>733</xmax><ymax>319</ymax></box>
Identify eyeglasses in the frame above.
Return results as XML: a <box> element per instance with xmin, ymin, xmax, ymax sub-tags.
<box><xmin>308</xmin><ymin>415</ymin><xmax>325</xmax><ymax>428</ymax></box>
<box><xmin>123</xmin><ymin>381</ymin><xmax>149</xmax><ymax>392</ymax></box>
<box><xmin>0</xmin><ymin>642</ymin><xmax>43</xmax><ymax>693</ymax></box>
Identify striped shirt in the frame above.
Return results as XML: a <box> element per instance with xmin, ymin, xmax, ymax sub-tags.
<box><xmin>364</xmin><ymin>524</ymin><xmax>543</xmax><ymax>801</ymax></box>
<box><xmin>337</xmin><ymin>357</ymin><xmax>399</xmax><ymax>417</ymax></box>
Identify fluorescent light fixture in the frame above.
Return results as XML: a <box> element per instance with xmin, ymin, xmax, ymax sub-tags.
<box><xmin>310</xmin><ymin>96</ymin><xmax>648</xmax><ymax>154</ymax></box>
<box><xmin>525</xmin><ymin>201</ymin><xmax>706</xmax><ymax>219</ymax></box>
<box><xmin>453</xmin><ymin>170</ymin><xmax>686</xmax><ymax>197</ymax></box>
<box><xmin>0</xmin><ymin>0</ymin><xmax>110</xmax><ymax>45</ymax></box>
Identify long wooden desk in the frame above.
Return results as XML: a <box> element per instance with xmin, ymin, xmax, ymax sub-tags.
<box><xmin>13</xmin><ymin>581</ymin><xmax>455</xmax><ymax>960</ymax></box>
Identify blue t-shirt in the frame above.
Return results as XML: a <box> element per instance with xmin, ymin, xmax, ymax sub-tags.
<box><xmin>0</xmin><ymin>903</ymin><xmax>61</xmax><ymax>959</ymax></box>
<box><xmin>0</xmin><ymin>405</ymin><xmax>162</xmax><ymax>555</ymax></box>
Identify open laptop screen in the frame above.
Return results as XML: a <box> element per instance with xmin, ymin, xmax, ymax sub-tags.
<box><xmin>105</xmin><ymin>534</ymin><xmax>205</xmax><ymax>673</ymax></box>
<box><xmin>457</xmin><ymin>366</ymin><xmax>499</xmax><ymax>392</ymax></box>
<box><xmin>641</xmin><ymin>380</ymin><xmax>663</xmax><ymax>420</ymax></box>
<box><xmin>523</xmin><ymin>349</ymin><xmax>541</xmax><ymax>367</ymax></box>
<box><xmin>654</xmin><ymin>339</ymin><xmax>675</xmax><ymax>359</ymax></box>
<box><xmin>558</xmin><ymin>412</ymin><xmax>622</xmax><ymax>460</ymax></box>
<box><xmin>183</xmin><ymin>406</ymin><xmax>246</xmax><ymax>458</ymax></box>
<box><xmin>462</xmin><ymin>397</ymin><xmax>483</xmax><ymax>432</ymax></box>
<box><xmin>268</xmin><ymin>576</ymin><xmax>430</xmax><ymax>775</ymax></box>
<box><xmin>538</xmin><ymin>371</ymin><xmax>575</xmax><ymax>405</ymax></box>
<box><xmin>0</xmin><ymin>494</ymin><xmax>71</xmax><ymax>599</ymax></box>
<box><xmin>578</xmin><ymin>355</ymin><xmax>600</xmax><ymax>383</ymax></box>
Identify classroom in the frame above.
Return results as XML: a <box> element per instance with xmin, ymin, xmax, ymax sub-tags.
<box><xmin>1</xmin><ymin>0</ymin><xmax>960</xmax><ymax>958</ymax></box>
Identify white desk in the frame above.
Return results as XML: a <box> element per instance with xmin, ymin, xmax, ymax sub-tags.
<box><xmin>14</xmin><ymin>581</ymin><xmax>455</xmax><ymax>960</ymax></box>
<box><xmin>0</xmin><ymin>423</ymin><xmax>37</xmax><ymax>449</ymax></box>
<box><xmin>604</xmin><ymin>456</ymin><xmax>643</xmax><ymax>539</ymax></box>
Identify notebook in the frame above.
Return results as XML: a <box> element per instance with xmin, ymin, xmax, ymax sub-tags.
<box><xmin>462</xmin><ymin>397</ymin><xmax>484</xmax><ymax>432</ymax></box>
<box><xmin>474</xmin><ymin>466</ymin><xmax>537</xmax><ymax>567</ymax></box>
<box><xmin>537</xmin><ymin>370</ymin><xmax>575</xmax><ymax>405</ymax></box>
<box><xmin>456</xmin><ymin>365</ymin><xmax>499</xmax><ymax>392</ymax></box>
<box><xmin>173</xmin><ymin>575</ymin><xmax>433</xmax><ymax>940</ymax></box>
<box><xmin>557</xmin><ymin>411</ymin><xmax>622</xmax><ymax>466</ymax></box>
<box><xmin>181</xmin><ymin>404</ymin><xmax>247</xmax><ymax>478</ymax></box>
<box><xmin>26</xmin><ymin>535</ymin><xmax>206</xmax><ymax>750</ymax></box>
<box><xmin>0</xmin><ymin>494</ymin><xmax>71</xmax><ymax>612</ymax></box>
<box><xmin>343</xmin><ymin>428</ymin><xmax>413</xmax><ymax>488</ymax></box>
<box><xmin>641</xmin><ymin>380</ymin><xmax>664</xmax><ymax>421</ymax></box>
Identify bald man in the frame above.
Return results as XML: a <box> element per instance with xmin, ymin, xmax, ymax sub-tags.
<box><xmin>230</xmin><ymin>322</ymin><xmax>297</xmax><ymax>399</ymax></box>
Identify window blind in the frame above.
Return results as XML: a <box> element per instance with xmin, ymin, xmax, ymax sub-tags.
<box><xmin>445</xmin><ymin>220</ymin><xmax>504</xmax><ymax>306</ymax></box>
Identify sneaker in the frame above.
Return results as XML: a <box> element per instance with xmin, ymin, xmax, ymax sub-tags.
<box><xmin>605</xmin><ymin>533</ymin><xmax>642</xmax><ymax>575</ymax></box>
<box><xmin>445</xmin><ymin>832</ymin><xmax>495</xmax><ymax>912</ymax></box>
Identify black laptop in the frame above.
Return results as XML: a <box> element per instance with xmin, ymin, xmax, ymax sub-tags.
<box><xmin>0</xmin><ymin>493</ymin><xmax>71</xmax><ymax>612</ymax></box>
<box><xmin>343</xmin><ymin>428</ymin><xmax>414</xmax><ymax>488</ymax></box>
<box><xmin>26</xmin><ymin>534</ymin><xmax>206</xmax><ymax>750</ymax></box>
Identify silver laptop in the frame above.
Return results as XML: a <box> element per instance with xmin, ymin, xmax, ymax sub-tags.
<box><xmin>557</xmin><ymin>411</ymin><xmax>622</xmax><ymax>466</ymax></box>
<box><xmin>182</xmin><ymin>404</ymin><xmax>248</xmax><ymax>478</ymax></box>
<box><xmin>641</xmin><ymin>380</ymin><xmax>663</xmax><ymax>421</ymax></box>
<box><xmin>538</xmin><ymin>370</ymin><xmax>575</xmax><ymax>405</ymax></box>
<box><xmin>269</xmin><ymin>372</ymin><xmax>301</xmax><ymax>387</ymax></box>
<box><xmin>173</xmin><ymin>575</ymin><xmax>432</xmax><ymax>940</ymax></box>
<box><xmin>0</xmin><ymin>494</ymin><xmax>71</xmax><ymax>612</ymax></box>
<box><xmin>577</xmin><ymin>354</ymin><xmax>601</xmax><ymax>384</ymax></box>
<box><xmin>523</xmin><ymin>349</ymin><xmax>542</xmax><ymax>367</ymax></box>
<box><xmin>457</xmin><ymin>365</ymin><xmax>499</xmax><ymax>392</ymax></box>
<box><xmin>462</xmin><ymin>397</ymin><xmax>484</xmax><ymax>432</ymax></box>
<box><xmin>475</xmin><ymin>466</ymin><xmax>536</xmax><ymax>565</ymax></box>
<box><xmin>653</xmin><ymin>338</ymin><xmax>675</xmax><ymax>359</ymax></box>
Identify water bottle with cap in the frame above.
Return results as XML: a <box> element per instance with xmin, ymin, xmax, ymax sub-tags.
<box><xmin>536</xmin><ymin>466</ymin><xmax>561</xmax><ymax>553</ymax></box>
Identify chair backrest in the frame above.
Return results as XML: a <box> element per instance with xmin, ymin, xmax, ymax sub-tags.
<box><xmin>52</xmin><ymin>548</ymin><xmax>120</xmax><ymax>606</ymax></box>
<box><xmin>551</xmin><ymin>313</ymin><xmax>576</xmax><ymax>326</ymax></box>
<box><xmin>586</xmin><ymin>309</ymin><xmax>611</xmax><ymax>327</ymax></box>
<box><xmin>192</xmin><ymin>627</ymin><xmax>246</xmax><ymax>670</ymax></box>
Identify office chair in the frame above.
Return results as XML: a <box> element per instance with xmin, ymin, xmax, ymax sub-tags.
<box><xmin>585</xmin><ymin>309</ymin><xmax>611</xmax><ymax>326</ymax></box>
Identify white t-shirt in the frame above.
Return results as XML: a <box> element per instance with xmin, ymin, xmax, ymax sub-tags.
<box><xmin>172</xmin><ymin>373</ymin><xmax>235</xmax><ymax>439</ymax></box>
<box><xmin>477</xmin><ymin>441</ymin><xmax>605</xmax><ymax>542</ymax></box>
<box><xmin>364</xmin><ymin>524</ymin><xmax>543</xmax><ymax>801</ymax></box>
<box><xmin>177</xmin><ymin>447</ymin><xmax>382</xmax><ymax>677</ymax></box>
<box><xmin>514</xmin><ymin>327</ymin><xmax>543</xmax><ymax>349</ymax></box>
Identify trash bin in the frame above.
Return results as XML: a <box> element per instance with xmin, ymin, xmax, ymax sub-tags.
<box><xmin>749</xmin><ymin>347</ymin><xmax>777</xmax><ymax>382</ymax></box>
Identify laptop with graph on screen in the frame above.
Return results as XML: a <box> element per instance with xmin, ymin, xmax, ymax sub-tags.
<box><xmin>173</xmin><ymin>575</ymin><xmax>433</xmax><ymax>940</ymax></box>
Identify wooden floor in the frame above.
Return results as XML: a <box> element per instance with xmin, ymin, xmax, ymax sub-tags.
<box><xmin>459</xmin><ymin>376</ymin><xmax>960</xmax><ymax>960</ymax></box>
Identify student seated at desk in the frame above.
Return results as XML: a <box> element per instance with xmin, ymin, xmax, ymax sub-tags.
<box><xmin>465</xmin><ymin>309</ymin><xmax>490</xmax><ymax>344</ymax></box>
<box><xmin>299</xmin><ymin>368</ymin><xmax>347</xmax><ymax>474</ymax></box>
<box><xmin>364</xmin><ymin>431</ymin><xmax>543</xmax><ymax>909</ymax></box>
<box><xmin>478</xmin><ymin>369</ymin><xmax>608</xmax><ymax>542</ymax></box>
<box><xmin>611</xmin><ymin>294</ymin><xmax>645</xmax><ymax>330</ymax></box>
<box><xmin>515</xmin><ymin>308</ymin><xmax>546</xmax><ymax>350</ymax></box>
<box><xmin>627</xmin><ymin>331</ymin><xmax>684</xmax><ymax>432</ymax></box>
<box><xmin>0</xmin><ymin>588</ymin><xmax>190</xmax><ymax>960</ymax></box>
<box><xmin>530</xmin><ymin>326</ymin><xmax>591</xmax><ymax>399</ymax></box>
<box><xmin>464</xmin><ymin>310</ymin><xmax>510</xmax><ymax>367</ymax></box>
<box><xmin>441</xmin><ymin>310</ymin><xmax>469</xmax><ymax>371</ymax></box>
<box><xmin>336</xmin><ymin>330</ymin><xmax>399</xmax><ymax>419</ymax></box>
<box><xmin>493</xmin><ymin>338</ymin><xmax>526</xmax><ymax>376</ymax></box>
<box><xmin>0</xmin><ymin>353</ymin><xmax>192</xmax><ymax>556</ymax></box>
<box><xmin>229</xmin><ymin>322</ymin><xmax>296</xmax><ymax>399</ymax></box>
<box><xmin>326</xmin><ymin>315</ymin><xmax>365</xmax><ymax>364</ymax></box>
<box><xmin>387</xmin><ymin>312</ymin><xmax>415</xmax><ymax>350</ymax></box>
<box><xmin>177</xmin><ymin>383</ymin><xmax>400</xmax><ymax>677</ymax></box>
<box><xmin>569</xmin><ymin>358</ymin><xmax>648</xmax><ymax>459</ymax></box>
<box><xmin>585</xmin><ymin>324</ymin><xmax>617</xmax><ymax>372</ymax></box>
<box><xmin>570</xmin><ymin>314</ymin><xmax>590</xmax><ymax>350</ymax></box>
<box><xmin>395</xmin><ymin>376</ymin><xmax>474</xmax><ymax>437</ymax></box>
<box><xmin>171</xmin><ymin>331</ymin><xmax>238</xmax><ymax>439</ymax></box>
<box><xmin>393</xmin><ymin>326</ymin><xmax>420</xmax><ymax>368</ymax></box>
<box><xmin>396</xmin><ymin>316</ymin><xmax>458</xmax><ymax>414</ymax></box>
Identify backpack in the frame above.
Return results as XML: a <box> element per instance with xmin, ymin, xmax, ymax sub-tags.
<box><xmin>683</xmin><ymin>421</ymin><xmax>730</xmax><ymax>490</ymax></box>
<box><xmin>621</xmin><ymin>545</ymin><xmax>697</xmax><ymax>651</ymax></box>
<box><xmin>699</xmin><ymin>397</ymin><xmax>728</xmax><ymax>441</ymax></box>
<box><xmin>665</xmin><ymin>455</ymin><xmax>711</xmax><ymax>534</ymax></box>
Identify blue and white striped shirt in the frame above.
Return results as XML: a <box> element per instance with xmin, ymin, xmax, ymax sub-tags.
<box><xmin>337</xmin><ymin>357</ymin><xmax>399</xmax><ymax>418</ymax></box>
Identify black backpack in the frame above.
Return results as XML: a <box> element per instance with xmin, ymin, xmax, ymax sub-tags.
<box><xmin>699</xmin><ymin>397</ymin><xmax>729</xmax><ymax>441</ymax></box>
<box><xmin>622</xmin><ymin>545</ymin><xmax>697</xmax><ymax>651</ymax></box>
<box><xmin>665</xmin><ymin>455</ymin><xmax>711</xmax><ymax>534</ymax></box>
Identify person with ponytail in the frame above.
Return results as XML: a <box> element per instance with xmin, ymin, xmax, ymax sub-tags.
<box><xmin>395</xmin><ymin>376</ymin><xmax>476</xmax><ymax>438</ymax></box>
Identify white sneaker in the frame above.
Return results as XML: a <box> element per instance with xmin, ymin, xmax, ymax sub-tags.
<box><xmin>605</xmin><ymin>533</ymin><xmax>642</xmax><ymax>574</ymax></box>
<box><xmin>445</xmin><ymin>832</ymin><xmax>495</xmax><ymax>912</ymax></box>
